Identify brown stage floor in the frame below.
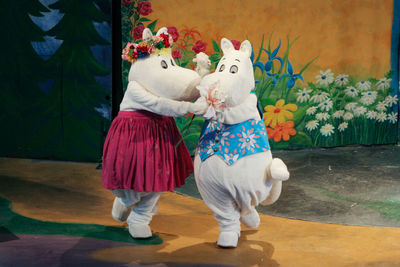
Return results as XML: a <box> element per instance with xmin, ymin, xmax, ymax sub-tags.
<box><xmin>1</xmin><ymin>157</ymin><xmax>400</xmax><ymax>266</ymax></box>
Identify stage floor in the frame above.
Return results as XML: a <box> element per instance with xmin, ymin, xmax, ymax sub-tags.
<box><xmin>1</xmin><ymin>146</ymin><xmax>400</xmax><ymax>266</ymax></box>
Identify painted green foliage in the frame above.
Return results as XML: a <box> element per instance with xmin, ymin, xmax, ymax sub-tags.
<box><xmin>0</xmin><ymin>0</ymin><xmax>49</xmax><ymax>157</ymax></box>
<box><xmin>30</xmin><ymin>0</ymin><xmax>110</xmax><ymax>161</ymax></box>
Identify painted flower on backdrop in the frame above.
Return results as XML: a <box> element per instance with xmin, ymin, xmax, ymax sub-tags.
<box><xmin>296</xmin><ymin>88</ymin><xmax>312</xmax><ymax>103</ymax></box>
<box><xmin>315</xmin><ymin>112</ymin><xmax>330</xmax><ymax>121</ymax></box>
<box><xmin>172</xmin><ymin>49</ymin><xmax>182</xmax><ymax>59</ymax></box>
<box><xmin>345</xmin><ymin>102</ymin><xmax>357</xmax><ymax>111</ymax></box>
<box><xmin>122</xmin><ymin>0</ymin><xmax>133</xmax><ymax>7</ymax></box>
<box><xmin>388</xmin><ymin>112</ymin><xmax>398</xmax><ymax>124</ymax></box>
<box><xmin>320</xmin><ymin>123</ymin><xmax>334</xmax><ymax>137</ymax></box>
<box><xmin>280</xmin><ymin>60</ymin><xmax>304</xmax><ymax>89</ymax></box>
<box><xmin>335</xmin><ymin>74</ymin><xmax>349</xmax><ymax>86</ymax></box>
<box><xmin>376</xmin><ymin>101</ymin><xmax>387</xmax><ymax>112</ymax></box>
<box><xmin>385</xmin><ymin>95</ymin><xmax>398</xmax><ymax>107</ymax></box>
<box><xmin>137</xmin><ymin>1</ymin><xmax>153</xmax><ymax>16</ymax></box>
<box><xmin>360</xmin><ymin>96</ymin><xmax>375</xmax><ymax>106</ymax></box>
<box><xmin>376</xmin><ymin>112</ymin><xmax>387</xmax><ymax>122</ymax></box>
<box><xmin>305</xmin><ymin>120</ymin><xmax>319</xmax><ymax>131</ymax></box>
<box><xmin>343</xmin><ymin>112</ymin><xmax>354</xmax><ymax>121</ymax></box>
<box><xmin>361</xmin><ymin>91</ymin><xmax>377</xmax><ymax>99</ymax></box>
<box><xmin>306</xmin><ymin>106</ymin><xmax>317</xmax><ymax>115</ymax></box>
<box><xmin>338</xmin><ymin>122</ymin><xmax>348</xmax><ymax>132</ymax></box>
<box><xmin>310</xmin><ymin>92</ymin><xmax>329</xmax><ymax>103</ymax></box>
<box><xmin>132</xmin><ymin>24</ymin><xmax>145</xmax><ymax>40</ymax></box>
<box><xmin>192</xmin><ymin>40</ymin><xmax>207</xmax><ymax>54</ymax></box>
<box><xmin>315</xmin><ymin>69</ymin><xmax>334</xmax><ymax>86</ymax></box>
<box><xmin>354</xmin><ymin>106</ymin><xmax>367</xmax><ymax>117</ymax></box>
<box><xmin>267</xmin><ymin>121</ymin><xmax>297</xmax><ymax>142</ymax></box>
<box><xmin>356</xmin><ymin>80</ymin><xmax>371</xmax><ymax>91</ymax></box>
<box><xmin>376</xmin><ymin>78</ymin><xmax>392</xmax><ymax>91</ymax></box>
<box><xmin>167</xmin><ymin>26</ymin><xmax>180</xmax><ymax>42</ymax></box>
<box><xmin>318</xmin><ymin>99</ymin><xmax>333</xmax><ymax>111</ymax></box>
<box><xmin>345</xmin><ymin>86</ymin><xmax>358</xmax><ymax>97</ymax></box>
<box><xmin>231</xmin><ymin>40</ymin><xmax>241</xmax><ymax>50</ymax></box>
<box><xmin>333</xmin><ymin>110</ymin><xmax>345</xmax><ymax>119</ymax></box>
<box><xmin>366</xmin><ymin>110</ymin><xmax>378</xmax><ymax>120</ymax></box>
<box><xmin>263</xmin><ymin>99</ymin><xmax>298</xmax><ymax>127</ymax></box>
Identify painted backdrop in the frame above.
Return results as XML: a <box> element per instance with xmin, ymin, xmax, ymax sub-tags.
<box><xmin>122</xmin><ymin>0</ymin><xmax>400</xmax><ymax>153</ymax></box>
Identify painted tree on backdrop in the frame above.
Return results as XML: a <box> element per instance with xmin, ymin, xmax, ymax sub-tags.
<box><xmin>35</xmin><ymin>0</ymin><xmax>110</xmax><ymax>161</ymax></box>
<box><xmin>0</xmin><ymin>0</ymin><xmax>49</xmax><ymax>157</ymax></box>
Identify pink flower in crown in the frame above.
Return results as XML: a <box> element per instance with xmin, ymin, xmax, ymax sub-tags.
<box><xmin>153</xmin><ymin>35</ymin><xmax>163</xmax><ymax>42</ymax></box>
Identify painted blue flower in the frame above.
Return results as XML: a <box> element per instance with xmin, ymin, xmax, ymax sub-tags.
<box><xmin>280</xmin><ymin>60</ymin><xmax>304</xmax><ymax>88</ymax></box>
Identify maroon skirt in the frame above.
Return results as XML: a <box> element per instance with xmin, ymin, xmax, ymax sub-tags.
<box><xmin>102</xmin><ymin>110</ymin><xmax>193</xmax><ymax>192</ymax></box>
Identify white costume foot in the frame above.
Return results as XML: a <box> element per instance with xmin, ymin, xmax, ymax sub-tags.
<box><xmin>112</xmin><ymin>197</ymin><xmax>131</xmax><ymax>222</ymax></box>
<box><xmin>240</xmin><ymin>209</ymin><xmax>260</xmax><ymax>228</ymax></box>
<box><xmin>129</xmin><ymin>224</ymin><xmax>152</xmax><ymax>239</ymax></box>
<box><xmin>270</xmin><ymin>158</ymin><xmax>290</xmax><ymax>181</ymax></box>
<box><xmin>217</xmin><ymin>232</ymin><xmax>239</xmax><ymax>248</ymax></box>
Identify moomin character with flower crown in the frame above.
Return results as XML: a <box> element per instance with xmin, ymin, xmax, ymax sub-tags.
<box><xmin>102</xmin><ymin>27</ymin><xmax>209</xmax><ymax>239</ymax></box>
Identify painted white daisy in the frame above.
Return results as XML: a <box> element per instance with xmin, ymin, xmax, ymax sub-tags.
<box><xmin>345</xmin><ymin>86</ymin><xmax>358</xmax><ymax>97</ymax></box>
<box><xmin>360</xmin><ymin>96</ymin><xmax>375</xmax><ymax>106</ymax></box>
<box><xmin>335</xmin><ymin>74</ymin><xmax>349</xmax><ymax>86</ymax></box>
<box><xmin>376</xmin><ymin>112</ymin><xmax>387</xmax><ymax>122</ymax></box>
<box><xmin>356</xmin><ymin>80</ymin><xmax>371</xmax><ymax>91</ymax></box>
<box><xmin>376</xmin><ymin>101</ymin><xmax>387</xmax><ymax>112</ymax></box>
<box><xmin>296</xmin><ymin>88</ymin><xmax>312</xmax><ymax>103</ymax></box>
<box><xmin>385</xmin><ymin>95</ymin><xmax>399</xmax><ymax>107</ymax></box>
<box><xmin>354</xmin><ymin>106</ymin><xmax>367</xmax><ymax>117</ymax></box>
<box><xmin>366</xmin><ymin>110</ymin><xmax>378</xmax><ymax>120</ymax></box>
<box><xmin>343</xmin><ymin>112</ymin><xmax>354</xmax><ymax>120</ymax></box>
<box><xmin>387</xmin><ymin>112</ymin><xmax>398</xmax><ymax>124</ymax></box>
<box><xmin>361</xmin><ymin>91</ymin><xmax>377</xmax><ymax>99</ymax></box>
<box><xmin>345</xmin><ymin>102</ymin><xmax>357</xmax><ymax>111</ymax></box>
<box><xmin>306</xmin><ymin>106</ymin><xmax>317</xmax><ymax>115</ymax></box>
<box><xmin>315</xmin><ymin>69</ymin><xmax>334</xmax><ymax>86</ymax></box>
<box><xmin>318</xmin><ymin>99</ymin><xmax>333</xmax><ymax>111</ymax></box>
<box><xmin>310</xmin><ymin>92</ymin><xmax>329</xmax><ymax>103</ymax></box>
<box><xmin>320</xmin><ymin>123</ymin><xmax>335</xmax><ymax>137</ymax></box>
<box><xmin>338</xmin><ymin>122</ymin><xmax>348</xmax><ymax>132</ymax></box>
<box><xmin>316</xmin><ymin>112</ymin><xmax>330</xmax><ymax>121</ymax></box>
<box><xmin>376</xmin><ymin>77</ymin><xmax>392</xmax><ymax>91</ymax></box>
<box><xmin>305</xmin><ymin>120</ymin><xmax>319</xmax><ymax>131</ymax></box>
<box><xmin>333</xmin><ymin>110</ymin><xmax>345</xmax><ymax>119</ymax></box>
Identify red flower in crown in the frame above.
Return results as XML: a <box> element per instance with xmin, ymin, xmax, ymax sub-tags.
<box><xmin>167</xmin><ymin>26</ymin><xmax>180</xmax><ymax>42</ymax></box>
<box><xmin>231</xmin><ymin>40</ymin><xmax>241</xmax><ymax>50</ymax></box>
<box><xmin>137</xmin><ymin>1</ymin><xmax>153</xmax><ymax>16</ymax></box>
<box><xmin>159</xmin><ymin>33</ymin><xmax>170</xmax><ymax>48</ymax></box>
<box><xmin>192</xmin><ymin>40</ymin><xmax>207</xmax><ymax>54</ymax></box>
<box><xmin>132</xmin><ymin>24</ymin><xmax>144</xmax><ymax>40</ymax></box>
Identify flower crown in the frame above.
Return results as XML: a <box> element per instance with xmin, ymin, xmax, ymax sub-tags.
<box><xmin>122</xmin><ymin>33</ymin><xmax>173</xmax><ymax>63</ymax></box>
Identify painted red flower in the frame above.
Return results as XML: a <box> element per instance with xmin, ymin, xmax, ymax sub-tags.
<box><xmin>192</xmin><ymin>40</ymin><xmax>207</xmax><ymax>54</ymax></box>
<box><xmin>231</xmin><ymin>40</ymin><xmax>241</xmax><ymax>50</ymax></box>
<box><xmin>172</xmin><ymin>49</ymin><xmax>182</xmax><ymax>59</ymax></box>
<box><xmin>266</xmin><ymin>121</ymin><xmax>297</xmax><ymax>142</ymax></box>
<box><xmin>122</xmin><ymin>0</ymin><xmax>133</xmax><ymax>7</ymax></box>
<box><xmin>167</xmin><ymin>26</ymin><xmax>179</xmax><ymax>42</ymax></box>
<box><xmin>137</xmin><ymin>1</ymin><xmax>152</xmax><ymax>16</ymax></box>
<box><xmin>132</xmin><ymin>24</ymin><xmax>144</xmax><ymax>40</ymax></box>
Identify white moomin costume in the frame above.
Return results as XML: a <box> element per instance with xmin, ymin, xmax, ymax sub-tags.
<box><xmin>102</xmin><ymin>27</ymin><xmax>209</xmax><ymax>239</ymax></box>
<box><xmin>194</xmin><ymin>38</ymin><xmax>290</xmax><ymax>248</ymax></box>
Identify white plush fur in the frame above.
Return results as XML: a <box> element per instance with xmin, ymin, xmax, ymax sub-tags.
<box><xmin>114</xmin><ymin>27</ymin><xmax>210</xmax><ymax>238</ymax></box>
<box><xmin>194</xmin><ymin>38</ymin><xmax>290</xmax><ymax>248</ymax></box>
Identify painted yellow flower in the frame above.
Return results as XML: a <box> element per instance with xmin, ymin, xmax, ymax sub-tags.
<box><xmin>263</xmin><ymin>99</ymin><xmax>298</xmax><ymax>127</ymax></box>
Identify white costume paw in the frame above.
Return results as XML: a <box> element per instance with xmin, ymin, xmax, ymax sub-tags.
<box><xmin>270</xmin><ymin>158</ymin><xmax>290</xmax><ymax>181</ymax></box>
<box><xmin>193</xmin><ymin>52</ymin><xmax>211</xmax><ymax>77</ymax></box>
<box><xmin>190</xmin><ymin>100</ymin><xmax>209</xmax><ymax>115</ymax></box>
<box><xmin>240</xmin><ymin>208</ymin><xmax>260</xmax><ymax>228</ymax></box>
<box><xmin>111</xmin><ymin>197</ymin><xmax>131</xmax><ymax>222</ymax></box>
<box><xmin>217</xmin><ymin>232</ymin><xmax>239</xmax><ymax>248</ymax></box>
<box><xmin>129</xmin><ymin>224</ymin><xmax>152</xmax><ymax>239</ymax></box>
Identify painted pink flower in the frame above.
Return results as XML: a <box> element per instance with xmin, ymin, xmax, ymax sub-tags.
<box><xmin>192</xmin><ymin>40</ymin><xmax>207</xmax><ymax>54</ymax></box>
<box><xmin>167</xmin><ymin>26</ymin><xmax>180</xmax><ymax>42</ymax></box>
<box><xmin>132</xmin><ymin>24</ymin><xmax>144</xmax><ymax>39</ymax></box>
<box><xmin>122</xmin><ymin>0</ymin><xmax>133</xmax><ymax>7</ymax></box>
<box><xmin>172</xmin><ymin>49</ymin><xmax>182</xmax><ymax>59</ymax></box>
<box><xmin>137</xmin><ymin>1</ymin><xmax>153</xmax><ymax>16</ymax></box>
<box><xmin>231</xmin><ymin>40</ymin><xmax>241</xmax><ymax>50</ymax></box>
